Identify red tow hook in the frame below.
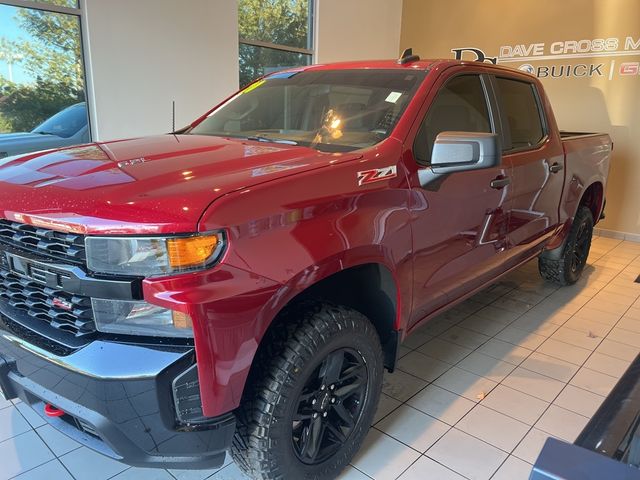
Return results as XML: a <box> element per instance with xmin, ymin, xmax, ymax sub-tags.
<box><xmin>44</xmin><ymin>403</ymin><xmax>65</xmax><ymax>418</ymax></box>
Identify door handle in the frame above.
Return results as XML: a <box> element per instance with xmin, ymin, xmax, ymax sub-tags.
<box><xmin>549</xmin><ymin>162</ymin><xmax>564</xmax><ymax>173</ymax></box>
<box><xmin>490</xmin><ymin>177</ymin><xmax>511</xmax><ymax>189</ymax></box>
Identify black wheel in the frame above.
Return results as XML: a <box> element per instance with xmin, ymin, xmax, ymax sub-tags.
<box><xmin>232</xmin><ymin>302</ymin><xmax>383</xmax><ymax>480</ymax></box>
<box><xmin>539</xmin><ymin>206</ymin><xmax>594</xmax><ymax>285</ymax></box>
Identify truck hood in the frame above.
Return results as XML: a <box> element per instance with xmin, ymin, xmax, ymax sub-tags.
<box><xmin>0</xmin><ymin>134</ymin><xmax>361</xmax><ymax>234</ymax></box>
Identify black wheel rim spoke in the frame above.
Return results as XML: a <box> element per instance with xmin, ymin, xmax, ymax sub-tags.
<box><xmin>332</xmin><ymin>403</ymin><xmax>356</xmax><ymax>427</ymax></box>
<box><xmin>305</xmin><ymin>417</ymin><xmax>324</xmax><ymax>461</ymax></box>
<box><xmin>298</xmin><ymin>391</ymin><xmax>315</xmax><ymax>403</ymax></box>
<box><xmin>320</xmin><ymin>350</ymin><xmax>345</xmax><ymax>385</ymax></box>
<box><xmin>292</xmin><ymin>347</ymin><xmax>368</xmax><ymax>465</ymax></box>
<box><xmin>337</xmin><ymin>364</ymin><xmax>366</xmax><ymax>385</ymax></box>
<box><xmin>325</xmin><ymin>421</ymin><xmax>348</xmax><ymax>443</ymax></box>
<box><xmin>335</xmin><ymin>380</ymin><xmax>365</xmax><ymax>399</ymax></box>
<box><xmin>293</xmin><ymin>408</ymin><xmax>315</xmax><ymax>422</ymax></box>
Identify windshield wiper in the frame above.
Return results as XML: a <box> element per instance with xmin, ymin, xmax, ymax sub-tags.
<box><xmin>246</xmin><ymin>136</ymin><xmax>298</xmax><ymax>146</ymax></box>
<box><xmin>34</xmin><ymin>131</ymin><xmax>56</xmax><ymax>136</ymax></box>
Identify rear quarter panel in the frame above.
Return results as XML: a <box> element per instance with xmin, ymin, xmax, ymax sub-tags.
<box><xmin>560</xmin><ymin>134</ymin><xmax>611</xmax><ymax>224</ymax></box>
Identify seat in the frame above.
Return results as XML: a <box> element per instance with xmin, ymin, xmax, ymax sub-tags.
<box><xmin>301</xmin><ymin>94</ymin><xmax>330</xmax><ymax>131</ymax></box>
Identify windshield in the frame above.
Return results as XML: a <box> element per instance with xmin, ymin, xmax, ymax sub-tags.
<box><xmin>189</xmin><ymin>69</ymin><xmax>425</xmax><ymax>152</ymax></box>
<box><xmin>32</xmin><ymin>103</ymin><xmax>88</xmax><ymax>138</ymax></box>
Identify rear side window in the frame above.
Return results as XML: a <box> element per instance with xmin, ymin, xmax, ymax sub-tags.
<box><xmin>495</xmin><ymin>78</ymin><xmax>545</xmax><ymax>150</ymax></box>
<box><xmin>414</xmin><ymin>75</ymin><xmax>491</xmax><ymax>164</ymax></box>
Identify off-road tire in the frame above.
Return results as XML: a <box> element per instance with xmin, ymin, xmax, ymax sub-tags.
<box><xmin>539</xmin><ymin>206</ymin><xmax>594</xmax><ymax>285</ymax></box>
<box><xmin>231</xmin><ymin>302</ymin><xmax>384</xmax><ymax>480</ymax></box>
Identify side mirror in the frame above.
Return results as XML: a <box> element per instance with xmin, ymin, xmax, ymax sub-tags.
<box><xmin>430</xmin><ymin>131</ymin><xmax>500</xmax><ymax>174</ymax></box>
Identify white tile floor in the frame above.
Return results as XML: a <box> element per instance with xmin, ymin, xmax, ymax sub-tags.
<box><xmin>2</xmin><ymin>235</ymin><xmax>640</xmax><ymax>480</ymax></box>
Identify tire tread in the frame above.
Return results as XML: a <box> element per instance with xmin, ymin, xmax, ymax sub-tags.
<box><xmin>231</xmin><ymin>302</ymin><xmax>382</xmax><ymax>480</ymax></box>
<box><xmin>539</xmin><ymin>206</ymin><xmax>594</xmax><ymax>286</ymax></box>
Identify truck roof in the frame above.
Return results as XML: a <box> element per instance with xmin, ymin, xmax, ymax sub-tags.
<box><xmin>278</xmin><ymin>59</ymin><xmax>527</xmax><ymax>77</ymax></box>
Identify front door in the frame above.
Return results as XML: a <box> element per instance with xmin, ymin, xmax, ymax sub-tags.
<box><xmin>408</xmin><ymin>73</ymin><xmax>513</xmax><ymax>326</ymax></box>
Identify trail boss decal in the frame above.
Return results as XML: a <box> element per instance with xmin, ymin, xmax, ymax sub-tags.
<box><xmin>357</xmin><ymin>166</ymin><xmax>398</xmax><ymax>186</ymax></box>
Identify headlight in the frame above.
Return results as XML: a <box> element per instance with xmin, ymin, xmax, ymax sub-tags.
<box><xmin>92</xmin><ymin>299</ymin><xmax>193</xmax><ymax>337</ymax></box>
<box><xmin>85</xmin><ymin>232</ymin><xmax>225</xmax><ymax>277</ymax></box>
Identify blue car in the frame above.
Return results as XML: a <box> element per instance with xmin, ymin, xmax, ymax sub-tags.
<box><xmin>0</xmin><ymin>102</ymin><xmax>90</xmax><ymax>158</ymax></box>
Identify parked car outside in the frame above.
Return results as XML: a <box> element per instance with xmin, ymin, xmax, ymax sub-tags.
<box><xmin>0</xmin><ymin>102</ymin><xmax>90</xmax><ymax>158</ymax></box>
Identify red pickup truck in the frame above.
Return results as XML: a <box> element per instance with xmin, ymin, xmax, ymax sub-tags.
<box><xmin>0</xmin><ymin>52</ymin><xmax>611</xmax><ymax>480</ymax></box>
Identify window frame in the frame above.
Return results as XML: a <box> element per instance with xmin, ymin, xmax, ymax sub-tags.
<box><xmin>489</xmin><ymin>75</ymin><xmax>549</xmax><ymax>154</ymax></box>
<box><xmin>412</xmin><ymin>73</ymin><xmax>498</xmax><ymax>166</ymax></box>
<box><xmin>238</xmin><ymin>0</ymin><xmax>315</xmax><ymax>84</ymax></box>
<box><xmin>0</xmin><ymin>0</ymin><xmax>79</xmax><ymax>15</ymax></box>
<box><xmin>0</xmin><ymin>0</ymin><xmax>93</xmax><ymax>141</ymax></box>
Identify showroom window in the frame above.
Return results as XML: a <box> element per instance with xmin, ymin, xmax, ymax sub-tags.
<box><xmin>0</xmin><ymin>0</ymin><xmax>90</xmax><ymax>157</ymax></box>
<box><xmin>238</xmin><ymin>0</ymin><xmax>314</xmax><ymax>87</ymax></box>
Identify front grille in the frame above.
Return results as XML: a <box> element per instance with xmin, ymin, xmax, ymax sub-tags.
<box><xmin>0</xmin><ymin>313</ymin><xmax>74</xmax><ymax>356</ymax></box>
<box><xmin>0</xmin><ymin>219</ymin><xmax>96</xmax><ymax>340</ymax></box>
<box><xmin>0</xmin><ymin>266</ymin><xmax>96</xmax><ymax>337</ymax></box>
<box><xmin>0</xmin><ymin>219</ymin><xmax>86</xmax><ymax>265</ymax></box>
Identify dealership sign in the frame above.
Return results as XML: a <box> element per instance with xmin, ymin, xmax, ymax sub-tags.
<box><xmin>452</xmin><ymin>36</ymin><xmax>640</xmax><ymax>79</ymax></box>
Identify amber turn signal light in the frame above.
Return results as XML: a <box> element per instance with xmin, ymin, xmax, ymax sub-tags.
<box><xmin>172</xmin><ymin>311</ymin><xmax>193</xmax><ymax>330</ymax></box>
<box><xmin>167</xmin><ymin>235</ymin><xmax>220</xmax><ymax>269</ymax></box>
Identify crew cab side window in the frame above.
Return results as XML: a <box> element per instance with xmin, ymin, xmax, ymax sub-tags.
<box><xmin>495</xmin><ymin>77</ymin><xmax>545</xmax><ymax>150</ymax></box>
<box><xmin>413</xmin><ymin>75</ymin><xmax>491</xmax><ymax>165</ymax></box>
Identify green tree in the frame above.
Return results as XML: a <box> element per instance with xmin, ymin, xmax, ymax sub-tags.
<box><xmin>17</xmin><ymin>4</ymin><xmax>84</xmax><ymax>90</ymax></box>
<box><xmin>0</xmin><ymin>76</ymin><xmax>16</xmax><ymax>132</ymax></box>
<box><xmin>239</xmin><ymin>0</ymin><xmax>311</xmax><ymax>87</ymax></box>
<box><xmin>0</xmin><ymin>38</ymin><xmax>24</xmax><ymax>83</ymax></box>
<box><xmin>0</xmin><ymin>115</ymin><xmax>10</xmax><ymax>132</ymax></box>
<box><xmin>0</xmin><ymin>1</ymin><xmax>84</xmax><ymax>132</ymax></box>
<box><xmin>0</xmin><ymin>78</ymin><xmax>84</xmax><ymax>132</ymax></box>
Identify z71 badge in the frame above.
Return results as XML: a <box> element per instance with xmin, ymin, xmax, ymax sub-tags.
<box><xmin>357</xmin><ymin>166</ymin><xmax>398</xmax><ymax>186</ymax></box>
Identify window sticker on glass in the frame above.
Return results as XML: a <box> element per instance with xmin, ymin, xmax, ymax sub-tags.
<box><xmin>385</xmin><ymin>91</ymin><xmax>403</xmax><ymax>103</ymax></box>
<box><xmin>241</xmin><ymin>79</ymin><xmax>266</xmax><ymax>94</ymax></box>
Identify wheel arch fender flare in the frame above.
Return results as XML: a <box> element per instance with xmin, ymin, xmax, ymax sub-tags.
<box><xmin>250</xmin><ymin>246</ymin><xmax>406</xmax><ymax>372</ymax></box>
<box><xmin>546</xmin><ymin>179</ymin><xmax>604</xmax><ymax>252</ymax></box>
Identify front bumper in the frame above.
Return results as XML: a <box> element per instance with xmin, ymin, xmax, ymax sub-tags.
<box><xmin>0</xmin><ymin>315</ymin><xmax>235</xmax><ymax>469</ymax></box>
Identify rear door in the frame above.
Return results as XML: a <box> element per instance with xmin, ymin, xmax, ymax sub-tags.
<box><xmin>408</xmin><ymin>73</ymin><xmax>513</xmax><ymax>325</ymax></box>
<box><xmin>491</xmin><ymin>76</ymin><xmax>565</xmax><ymax>256</ymax></box>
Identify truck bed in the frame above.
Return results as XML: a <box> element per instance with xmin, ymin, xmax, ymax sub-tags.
<box><xmin>560</xmin><ymin>131</ymin><xmax>603</xmax><ymax>140</ymax></box>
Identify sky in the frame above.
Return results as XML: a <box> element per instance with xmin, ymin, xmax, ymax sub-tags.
<box><xmin>0</xmin><ymin>4</ymin><xmax>38</xmax><ymax>84</ymax></box>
